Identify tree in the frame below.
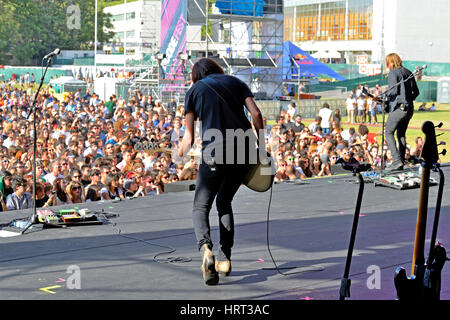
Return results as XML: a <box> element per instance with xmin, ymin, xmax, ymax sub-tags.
<box><xmin>0</xmin><ymin>0</ymin><xmax>114</xmax><ymax>66</ymax></box>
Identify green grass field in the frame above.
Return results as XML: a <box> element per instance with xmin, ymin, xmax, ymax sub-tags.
<box><xmin>272</xmin><ymin>103</ymin><xmax>450</xmax><ymax>163</ymax></box>
<box><xmin>340</xmin><ymin>103</ymin><xmax>450</xmax><ymax>163</ymax></box>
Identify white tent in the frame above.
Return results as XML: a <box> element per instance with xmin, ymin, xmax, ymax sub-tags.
<box><xmin>326</xmin><ymin>49</ymin><xmax>341</xmax><ymax>59</ymax></box>
<box><xmin>311</xmin><ymin>50</ymin><xmax>328</xmax><ymax>59</ymax></box>
<box><xmin>312</xmin><ymin>50</ymin><xmax>341</xmax><ymax>59</ymax></box>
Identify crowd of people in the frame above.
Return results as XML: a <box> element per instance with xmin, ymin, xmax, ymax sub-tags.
<box><xmin>270</xmin><ymin>93</ymin><xmax>423</xmax><ymax>183</ymax></box>
<box><xmin>0</xmin><ymin>79</ymin><xmax>425</xmax><ymax>212</ymax></box>
<box><xmin>0</xmin><ymin>80</ymin><xmax>199</xmax><ymax>212</ymax></box>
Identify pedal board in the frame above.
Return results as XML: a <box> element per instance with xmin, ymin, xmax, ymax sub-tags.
<box><xmin>40</xmin><ymin>208</ymin><xmax>103</xmax><ymax>228</ymax></box>
<box><xmin>375</xmin><ymin>172</ymin><xmax>437</xmax><ymax>190</ymax></box>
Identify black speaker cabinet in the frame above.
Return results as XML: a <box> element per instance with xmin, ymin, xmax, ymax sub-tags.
<box><xmin>165</xmin><ymin>180</ymin><xmax>196</xmax><ymax>193</ymax></box>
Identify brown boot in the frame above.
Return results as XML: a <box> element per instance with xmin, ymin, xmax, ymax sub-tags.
<box><xmin>201</xmin><ymin>244</ymin><xmax>219</xmax><ymax>285</ymax></box>
<box><xmin>215</xmin><ymin>260</ymin><xmax>232</xmax><ymax>277</ymax></box>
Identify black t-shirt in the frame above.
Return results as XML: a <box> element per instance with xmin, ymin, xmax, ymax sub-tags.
<box><xmin>292</xmin><ymin>122</ymin><xmax>305</xmax><ymax>133</ymax></box>
<box><xmin>36</xmin><ymin>195</ymin><xmax>49</xmax><ymax>208</ymax></box>
<box><xmin>185</xmin><ymin>74</ymin><xmax>255</xmax><ymax>164</ymax></box>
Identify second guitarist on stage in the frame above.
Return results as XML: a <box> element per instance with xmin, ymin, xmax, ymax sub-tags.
<box><xmin>383</xmin><ymin>53</ymin><xmax>420</xmax><ymax>171</ymax></box>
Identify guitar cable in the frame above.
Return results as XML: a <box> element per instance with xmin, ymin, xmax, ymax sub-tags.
<box><xmin>264</xmin><ymin>184</ymin><xmax>324</xmax><ymax>276</ymax></box>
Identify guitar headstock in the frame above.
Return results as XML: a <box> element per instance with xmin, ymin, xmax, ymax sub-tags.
<box><xmin>361</xmin><ymin>87</ymin><xmax>374</xmax><ymax>98</ymax></box>
<box><xmin>420</xmin><ymin>121</ymin><xmax>440</xmax><ymax>167</ymax></box>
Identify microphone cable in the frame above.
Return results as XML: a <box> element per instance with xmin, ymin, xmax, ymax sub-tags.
<box><xmin>97</xmin><ymin>210</ymin><xmax>192</xmax><ymax>265</ymax></box>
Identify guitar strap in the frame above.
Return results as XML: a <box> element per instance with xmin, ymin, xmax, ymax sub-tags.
<box><xmin>199</xmin><ymin>77</ymin><xmax>275</xmax><ymax>190</ymax></box>
<box><xmin>199</xmin><ymin>76</ymin><xmax>260</xmax><ymax>150</ymax></box>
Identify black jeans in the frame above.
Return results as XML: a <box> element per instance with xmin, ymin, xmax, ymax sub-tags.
<box><xmin>192</xmin><ymin>162</ymin><xmax>251</xmax><ymax>261</ymax></box>
<box><xmin>385</xmin><ymin>106</ymin><xmax>414</xmax><ymax>164</ymax></box>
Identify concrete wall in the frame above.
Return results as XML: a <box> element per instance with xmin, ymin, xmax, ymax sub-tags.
<box><xmin>389</xmin><ymin>0</ymin><xmax>450</xmax><ymax>64</ymax></box>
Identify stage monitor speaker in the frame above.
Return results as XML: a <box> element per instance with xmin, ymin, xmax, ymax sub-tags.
<box><xmin>330</xmin><ymin>164</ymin><xmax>350</xmax><ymax>175</ymax></box>
<box><xmin>165</xmin><ymin>180</ymin><xmax>196</xmax><ymax>193</ymax></box>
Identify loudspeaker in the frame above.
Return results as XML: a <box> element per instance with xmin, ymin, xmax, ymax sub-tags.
<box><xmin>165</xmin><ymin>180</ymin><xmax>196</xmax><ymax>193</ymax></box>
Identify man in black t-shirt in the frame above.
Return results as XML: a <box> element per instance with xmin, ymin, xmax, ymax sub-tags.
<box><xmin>292</xmin><ymin>114</ymin><xmax>305</xmax><ymax>134</ymax></box>
<box><xmin>178</xmin><ymin>58</ymin><xmax>266</xmax><ymax>286</ymax></box>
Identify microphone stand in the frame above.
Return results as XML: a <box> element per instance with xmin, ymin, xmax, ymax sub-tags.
<box><xmin>21</xmin><ymin>55</ymin><xmax>53</xmax><ymax>234</ymax></box>
<box><xmin>336</xmin><ymin>157</ymin><xmax>370</xmax><ymax>300</ymax></box>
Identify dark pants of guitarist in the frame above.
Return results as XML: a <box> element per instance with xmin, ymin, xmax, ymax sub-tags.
<box><xmin>385</xmin><ymin>106</ymin><xmax>414</xmax><ymax>166</ymax></box>
<box><xmin>192</xmin><ymin>163</ymin><xmax>251</xmax><ymax>261</ymax></box>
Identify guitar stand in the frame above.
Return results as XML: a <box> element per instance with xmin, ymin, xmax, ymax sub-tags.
<box><xmin>423</xmin><ymin>164</ymin><xmax>447</xmax><ymax>299</ymax></box>
<box><xmin>394</xmin><ymin>121</ymin><xmax>447</xmax><ymax>300</ymax></box>
<box><xmin>339</xmin><ymin>166</ymin><xmax>366</xmax><ymax>300</ymax></box>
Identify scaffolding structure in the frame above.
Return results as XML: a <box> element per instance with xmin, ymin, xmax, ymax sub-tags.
<box><xmin>126</xmin><ymin>0</ymin><xmax>284</xmax><ymax>104</ymax></box>
<box><xmin>187</xmin><ymin>0</ymin><xmax>284</xmax><ymax>99</ymax></box>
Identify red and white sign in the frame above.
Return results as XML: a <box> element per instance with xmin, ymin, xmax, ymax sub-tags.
<box><xmin>357</xmin><ymin>55</ymin><xmax>369</xmax><ymax>65</ymax></box>
<box><xmin>359</xmin><ymin>64</ymin><xmax>382</xmax><ymax>76</ymax></box>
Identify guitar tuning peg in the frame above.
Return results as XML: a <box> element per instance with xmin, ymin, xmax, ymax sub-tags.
<box><xmin>440</xmin><ymin>149</ymin><xmax>447</xmax><ymax>156</ymax></box>
<box><xmin>438</xmin><ymin>141</ymin><xmax>447</xmax><ymax>146</ymax></box>
<box><xmin>435</xmin><ymin>122</ymin><xmax>443</xmax><ymax>129</ymax></box>
<box><xmin>436</xmin><ymin>133</ymin><xmax>444</xmax><ymax>137</ymax></box>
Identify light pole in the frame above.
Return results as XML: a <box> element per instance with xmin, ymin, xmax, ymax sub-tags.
<box><xmin>428</xmin><ymin>41</ymin><xmax>433</xmax><ymax>77</ymax></box>
<box><xmin>205</xmin><ymin>0</ymin><xmax>209</xmax><ymax>58</ymax></box>
<box><xmin>94</xmin><ymin>0</ymin><xmax>98</xmax><ymax>81</ymax></box>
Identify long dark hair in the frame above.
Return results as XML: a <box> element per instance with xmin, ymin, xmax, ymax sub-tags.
<box><xmin>191</xmin><ymin>58</ymin><xmax>224</xmax><ymax>83</ymax></box>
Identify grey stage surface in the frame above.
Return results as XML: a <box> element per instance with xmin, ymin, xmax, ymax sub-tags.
<box><xmin>0</xmin><ymin>167</ymin><xmax>449</xmax><ymax>301</ymax></box>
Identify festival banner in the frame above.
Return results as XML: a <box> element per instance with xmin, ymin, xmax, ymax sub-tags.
<box><xmin>160</xmin><ymin>0</ymin><xmax>187</xmax><ymax>86</ymax></box>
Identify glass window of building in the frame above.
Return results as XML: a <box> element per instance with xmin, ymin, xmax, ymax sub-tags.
<box><xmin>284</xmin><ymin>0</ymin><xmax>373</xmax><ymax>42</ymax></box>
<box><xmin>112</xmin><ymin>14</ymin><xmax>124</xmax><ymax>22</ymax></box>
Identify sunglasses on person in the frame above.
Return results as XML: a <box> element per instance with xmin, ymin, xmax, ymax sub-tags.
<box><xmin>72</xmin><ymin>186</ymin><xmax>81</xmax><ymax>191</ymax></box>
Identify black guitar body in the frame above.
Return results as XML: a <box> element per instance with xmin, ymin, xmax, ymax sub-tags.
<box><xmin>394</xmin><ymin>265</ymin><xmax>424</xmax><ymax>300</ymax></box>
<box><xmin>394</xmin><ymin>244</ymin><xmax>447</xmax><ymax>300</ymax></box>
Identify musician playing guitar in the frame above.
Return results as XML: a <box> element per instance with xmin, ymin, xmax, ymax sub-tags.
<box><xmin>178</xmin><ymin>58</ymin><xmax>266</xmax><ymax>286</ymax></box>
<box><xmin>378</xmin><ymin>54</ymin><xmax>420</xmax><ymax>171</ymax></box>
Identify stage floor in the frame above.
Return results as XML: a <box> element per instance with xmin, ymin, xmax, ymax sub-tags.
<box><xmin>1</xmin><ymin>167</ymin><xmax>449</xmax><ymax>301</ymax></box>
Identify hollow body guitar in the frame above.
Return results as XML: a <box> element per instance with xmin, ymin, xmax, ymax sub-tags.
<box><xmin>394</xmin><ymin>121</ymin><xmax>447</xmax><ymax>300</ymax></box>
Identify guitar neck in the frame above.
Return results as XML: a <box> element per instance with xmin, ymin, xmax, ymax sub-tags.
<box><xmin>411</xmin><ymin>166</ymin><xmax>431</xmax><ymax>275</ymax></box>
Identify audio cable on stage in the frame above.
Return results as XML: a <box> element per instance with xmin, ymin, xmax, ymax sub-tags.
<box><xmin>97</xmin><ymin>210</ymin><xmax>191</xmax><ymax>265</ymax></box>
<box><xmin>264</xmin><ymin>185</ymin><xmax>324</xmax><ymax>276</ymax></box>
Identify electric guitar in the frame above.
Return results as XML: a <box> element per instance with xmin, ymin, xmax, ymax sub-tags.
<box><xmin>242</xmin><ymin>149</ymin><xmax>275</xmax><ymax>193</ymax></box>
<box><xmin>394</xmin><ymin>121</ymin><xmax>447</xmax><ymax>300</ymax></box>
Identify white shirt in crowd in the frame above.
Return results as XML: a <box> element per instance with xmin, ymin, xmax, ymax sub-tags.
<box><xmin>346</xmin><ymin>97</ymin><xmax>356</xmax><ymax>111</ymax></box>
<box><xmin>357</xmin><ymin>98</ymin><xmax>366</xmax><ymax>111</ymax></box>
<box><xmin>318</xmin><ymin>107</ymin><xmax>333</xmax><ymax>129</ymax></box>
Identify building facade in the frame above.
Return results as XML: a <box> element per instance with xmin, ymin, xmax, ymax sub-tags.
<box><xmin>284</xmin><ymin>0</ymin><xmax>450</xmax><ymax>70</ymax></box>
<box><xmin>102</xmin><ymin>0</ymin><xmax>161</xmax><ymax>64</ymax></box>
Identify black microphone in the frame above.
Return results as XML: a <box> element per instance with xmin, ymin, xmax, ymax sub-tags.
<box><xmin>43</xmin><ymin>48</ymin><xmax>61</xmax><ymax>60</ymax></box>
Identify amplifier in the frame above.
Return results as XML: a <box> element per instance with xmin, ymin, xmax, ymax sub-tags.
<box><xmin>164</xmin><ymin>180</ymin><xmax>196</xmax><ymax>193</ymax></box>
